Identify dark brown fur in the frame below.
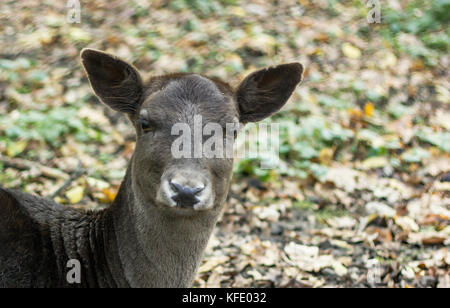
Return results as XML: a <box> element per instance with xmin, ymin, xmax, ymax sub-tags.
<box><xmin>0</xmin><ymin>49</ymin><xmax>303</xmax><ymax>288</ymax></box>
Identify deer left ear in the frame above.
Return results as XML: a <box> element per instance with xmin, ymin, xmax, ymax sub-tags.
<box><xmin>236</xmin><ymin>63</ymin><xmax>304</xmax><ymax>123</ymax></box>
<box><xmin>81</xmin><ymin>48</ymin><xmax>143</xmax><ymax>115</ymax></box>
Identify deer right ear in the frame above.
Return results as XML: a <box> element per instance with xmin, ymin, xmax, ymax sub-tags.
<box><xmin>81</xmin><ymin>48</ymin><xmax>143</xmax><ymax>115</ymax></box>
<box><xmin>236</xmin><ymin>63</ymin><xmax>303</xmax><ymax>123</ymax></box>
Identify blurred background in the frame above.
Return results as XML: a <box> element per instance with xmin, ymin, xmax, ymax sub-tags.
<box><xmin>0</xmin><ymin>0</ymin><xmax>448</xmax><ymax>287</ymax></box>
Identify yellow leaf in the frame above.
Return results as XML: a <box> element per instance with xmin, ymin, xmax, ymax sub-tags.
<box><xmin>6</xmin><ymin>140</ymin><xmax>28</xmax><ymax>157</ymax></box>
<box><xmin>364</xmin><ymin>102</ymin><xmax>374</xmax><ymax>117</ymax></box>
<box><xmin>230</xmin><ymin>6</ymin><xmax>246</xmax><ymax>17</ymax></box>
<box><xmin>379</xmin><ymin>51</ymin><xmax>397</xmax><ymax>68</ymax></box>
<box><xmin>319</xmin><ymin>147</ymin><xmax>334</xmax><ymax>165</ymax></box>
<box><xmin>68</xmin><ymin>27</ymin><xmax>92</xmax><ymax>43</ymax></box>
<box><xmin>311</xmin><ymin>47</ymin><xmax>323</xmax><ymax>56</ymax></box>
<box><xmin>342</xmin><ymin>43</ymin><xmax>361</xmax><ymax>59</ymax></box>
<box><xmin>360</xmin><ymin>156</ymin><xmax>388</xmax><ymax>170</ymax></box>
<box><xmin>53</xmin><ymin>196</ymin><xmax>66</xmax><ymax>204</ymax></box>
<box><xmin>66</xmin><ymin>186</ymin><xmax>84</xmax><ymax>204</ymax></box>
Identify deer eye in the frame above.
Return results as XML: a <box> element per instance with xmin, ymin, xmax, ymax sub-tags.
<box><xmin>138</xmin><ymin>118</ymin><xmax>153</xmax><ymax>133</ymax></box>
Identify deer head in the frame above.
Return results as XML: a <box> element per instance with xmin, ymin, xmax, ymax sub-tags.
<box><xmin>81</xmin><ymin>49</ymin><xmax>303</xmax><ymax>217</ymax></box>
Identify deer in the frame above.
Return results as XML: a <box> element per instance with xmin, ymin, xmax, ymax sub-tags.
<box><xmin>0</xmin><ymin>49</ymin><xmax>303</xmax><ymax>288</ymax></box>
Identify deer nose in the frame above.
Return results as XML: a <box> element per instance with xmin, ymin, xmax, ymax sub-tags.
<box><xmin>169</xmin><ymin>180</ymin><xmax>205</xmax><ymax>208</ymax></box>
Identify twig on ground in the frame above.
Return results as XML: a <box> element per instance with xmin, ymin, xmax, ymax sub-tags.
<box><xmin>50</xmin><ymin>162</ymin><xmax>85</xmax><ymax>198</ymax></box>
<box><xmin>0</xmin><ymin>156</ymin><xmax>70</xmax><ymax>181</ymax></box>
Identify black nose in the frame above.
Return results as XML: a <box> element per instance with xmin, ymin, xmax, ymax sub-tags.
<box><xmin>169</xmin><ymin>181</ymin><xmax>204</xmax><ymax>208</ymax></box>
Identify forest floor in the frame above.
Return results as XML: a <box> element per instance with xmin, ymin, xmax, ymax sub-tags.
<box><xmin>0</xmin><ymin>0</ymin><xmax>449</xmax><ymax>287</ymax></box>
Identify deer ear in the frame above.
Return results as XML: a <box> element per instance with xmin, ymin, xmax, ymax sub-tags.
<box><xmin>236</xmin><ymin>63</ymin><xmax>304</xmax><ymax>123</ymax></box>
<box><xmin>81</xmin><ymin>48</ymin><xmax>143</xmax><ymax>115</ymax></box>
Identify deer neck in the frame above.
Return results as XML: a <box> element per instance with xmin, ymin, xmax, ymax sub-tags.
<box><xmin>107</xmin><ymin>164</ymin><xmax>222</xmax><ymax>287</ymax></box>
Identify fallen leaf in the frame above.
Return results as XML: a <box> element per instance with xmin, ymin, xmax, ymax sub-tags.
<box><xmin>198</xmin><ymin>256</ymin><xmax>230</xmax><ymax>274</ymax></box>
<box><xmin>6</xmin><ymin>140</ymin><xmax>28</xmax><ymax>157</ymax></box>
<box><xmin>284</xmin><ymin>242</ymin><xmax>334</xmax><ymax>272</ymax></box>
<box><xmin>230</xmin><ymin>6</ymin><xmax>246</xmax><ymax>17</ymax></box>
<box><xmin>327</xmin><ymin>216</ymin><xmax>357</xmax><ymax>229</ymax></box>
<box><xmin>411</xmin><ymin>59</ymin><xmax>424</xmax><ymax>71</ymax></box>
<box><xmin>364</xmin><ymin>102</ymin><xmax>374</xmax><ymax>117</ymax></box>
<box><xmin>332</xmin><ymin>261</ymin><xmax>348</xmax><ymax>276</ymax></box>
<box><xmin>325</xmin><ymin>167</ymin><xmax>360</xmax><ymax>192</ymax></box>
<box><xmin>365</xmin><ymin>202</ymin><xmax>396</xmax><ymax>217</ymax></box>
<box><xmin>422</xmin><ymin>236</ymin><xmax>446</xmax><ymax>246</ymax></box>
<box><xmin>66</xmin><ymin>186</ymin><xmax>84</xmax><ymax>204</ymax></box>
<box><xmin>379</xmin><ymin>51</ymin><xmax>397</xmax><ymax>69</ymax></box>
<box><xmin>395</xmin><ymin>216</ymin><xmax>420</xmax><ymax>232</ymax></box>
<box><xmin>342</xmin><ymin>43</ymin><xmax>361</xmax><ymax>59</ymax></box>
<box><xmin>319</xmin><ymin>147</ymin><xmax>334</xmax><ymax>165</ymax></box>
<box><xmin>86</xmin><ymin>177</ymin><xmax>110</xmax><ymax>190</ymax></box>
<box><xmin>101</xmin><ymin>188</ymin><xmax>118</xmax><ymax>203</ymax></box>
<box><xmin>360</xmin><ymin>156</ymin><xmax>388</xmax><ymax>170</ymax></box>
<box><xmin>365</xmin><ymin>226</ymin><xmax>393</xmax><ymax>243</ymax></box>
<box><xmin>253</xmin><ymin>206</ymin><xmax>280</xmax><ymax>222</ymax></box>
<box><xmin>68</xmin><ymin>27</ymin><xmax>92</xmax><ymax>43</ymax></box>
